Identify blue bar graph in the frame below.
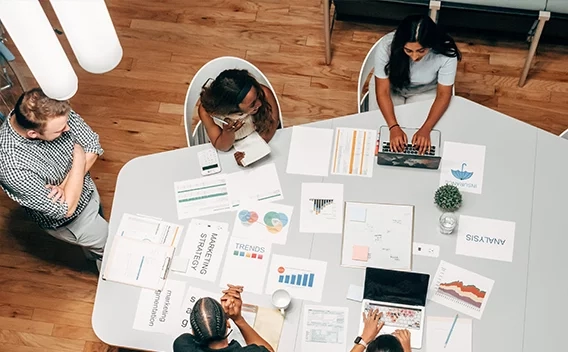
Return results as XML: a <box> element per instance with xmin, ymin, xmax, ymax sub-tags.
<box><xmin>277</xmin><ymin>272</ymin><xmax>315</xmax><ymax>288</ymax></box>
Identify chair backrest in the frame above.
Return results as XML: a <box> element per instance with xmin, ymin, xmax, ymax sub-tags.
<box><xmin>357</xmin><ymin>36</ymin><xmax>385</xmax><ymax>113</ymax></box>
<box><xmin>183</xmin><ymin>56</ymin><xmax>283</xmax><ymax>147</ymax></box>
<box><xmin>560</xmin><ymin>128</ymin><xmax>568</xmax><ymax>139</ymax></box>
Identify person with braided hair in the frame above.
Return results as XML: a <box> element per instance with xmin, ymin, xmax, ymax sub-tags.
<box><xmin>173</xmin><ymin>284</ymin><xmax>274</xmax><ymax>352</ymax></box>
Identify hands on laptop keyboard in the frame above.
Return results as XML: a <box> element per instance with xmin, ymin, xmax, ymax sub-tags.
<box><xmin>382</xmin><ymin>142</ymin><xmax>436</xmax><ymax>156</ymax></box>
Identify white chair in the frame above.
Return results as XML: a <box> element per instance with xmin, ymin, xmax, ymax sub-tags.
<box><xmin>183</xmin><ymin>56</ymin><xmax>284</xmax><ymax>147</ymax></box>
<box><xmin>357</xmin><ymin>36</ymin><xmax>456</xmax><ymax>113</ymax></box>
<box><xmin>559</xmin><ymin>128</ymin><xmax>568</xmax><ymax>140</ymax></box>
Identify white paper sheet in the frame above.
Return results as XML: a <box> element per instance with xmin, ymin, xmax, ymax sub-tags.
<box><xmin>286</xmin><ymin>126</ymin><xmax>334</xmax><ymax>177</ymax></box>
<box><xmin>177</xmin><ymin>219</ymin><xmax>230</xmax><ymax>281</ymax></box>
<box><xmin>232</xmin><ymin>202</ymin><xmax>293</xmax><ymax>245</ymax></box>
<box><xmin>116</xmin><ymin>213</ymin><xmax>184</xmax><ymax>247</ymax></box>
<box><xmin>133</xmin><ymin>279</ymin><xmax>186</xmax><ymax>333</ymax></box>
<box><xmin>219</xmin><ymin>237</ymin><xmax>272</xmax><ymax>294</ymax></box>
<box><xmin>301</xmin><ymin>305</ymin><xmax>348</xmax><ymax>352</ymax></box>
<box><xmin>227</xmin><ymin>163</ymin><xmax>284</xmax><ymax>207</ymax></box>
<box><xmin>456</xmin><ymin>215</ymin><xmax>516</xmax><ymax>262</ymax></box>
<box><xmin>299</xmin><ymin>183</ymin><xmax>344</xmax><ymax>234</ymax></box>
<box><xmin>426</xmin><ymin>316</ymin><xmax>472</xmax><ymax>352</ymax></box>
<box><xmin>341</xmin><ymin>202</ymin><xmax>414</xmax><ymax>270</ymax></box>
<box><xmin>233</xmin><ymin>131</ymin><xmax>271</xmax><ymax>167</ymax></box>
<box><xmin>102</xmin><ymin>236</ymin><xmax>174</xmax><ymax>290</ymax></box>
<box><xmin>346</xmin><ymin>284</ymin><xmax>363</xmax><ymax>302</ymax></box>
<box><xmin>265</xmin><ymin>255</ymin><xmax>328</xmax><ymax>302</ymax></box>
<box><xmin>171</xmin><ymin>286</ymin><xmax>220</xmax><ymax>337</ymax></box>
<box><xmin>330</xmin><ymin>128</ymin><xmax>376</xmax><ymax>177</ymax></box>
<box><xmin>429</xmin><ymin>261</ymin><xmax>494</xmax><ymax>319</ymax></box>
<box><xmin>174</xmin><ymin>174</ymin><xmax>232</xmax><ymax>219</ymax></box>
<box><xmin>439</xmin><ymin>142</ymin><xmax>486</xmax><ymax>194</ymax></box>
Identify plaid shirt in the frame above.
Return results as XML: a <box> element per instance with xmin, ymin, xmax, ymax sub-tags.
<box><xmin>0</xmin><ymin>111</ymin><xmax>103</xmax><ymax>229</ymax></box>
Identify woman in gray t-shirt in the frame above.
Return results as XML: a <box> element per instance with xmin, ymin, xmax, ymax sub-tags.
<box><xmin>372</xmin><ymin>14</ymin><xmax>461</xmax><ymax>155</ymax></box>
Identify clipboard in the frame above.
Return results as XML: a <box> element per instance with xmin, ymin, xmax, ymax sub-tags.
<box><xmin>102</xmin><ymin>236</ymin><xmax>174</xmax><ymax>291</ymax></box>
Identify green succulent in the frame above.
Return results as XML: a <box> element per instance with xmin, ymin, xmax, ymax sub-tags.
<box><xmin>434</xmin><ymin>184</ymin><xmax>462</xmax><ymax>211</ymax></box>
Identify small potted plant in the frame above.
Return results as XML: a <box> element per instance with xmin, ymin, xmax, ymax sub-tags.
<box><xmin>434</xmin><ymin>184</ymin><xmax>462</xmax><ymax>212</ymax></box>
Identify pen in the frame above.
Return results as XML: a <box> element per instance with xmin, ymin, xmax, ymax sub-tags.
<box><xmin>213</xmin><ymin>116</ymin><xmax>228</xmax><ymax>125</ymax></box>
<box><xmin>444</xmin><ymin>314</ymin><xmax>459</xmax><ymax>348</ymax></box>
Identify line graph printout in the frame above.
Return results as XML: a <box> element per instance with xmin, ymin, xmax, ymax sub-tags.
<box><xmin>299</xmin><ymin>183</ymin><xmax>344</xmax><ymax>233</ymax></box>
<box><xmin>429</xmin><ymin>261</ymin><xmax>494</xmax><ymax>319</ymax></box>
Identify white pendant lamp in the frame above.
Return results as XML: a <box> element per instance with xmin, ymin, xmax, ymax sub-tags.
<box><xmin>50</xmin><ymin>0</ymin><xmax>123</xmax><ymax>74</ymax></box>
<box><xmin>0</xmin><ymin>0</ymin><xmax>78</xmax><ymax>100</ymax></box>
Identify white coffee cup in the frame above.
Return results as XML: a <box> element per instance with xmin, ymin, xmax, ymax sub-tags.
<box><xmin>271</xmin><ymin>289</ymin><xmax>291</xmax><ymax>316</ymax></box>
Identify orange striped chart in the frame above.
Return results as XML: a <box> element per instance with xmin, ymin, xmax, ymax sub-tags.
<box><xmin>331</xmin><ymin>128</ymin><xmax>376</xmax><ymax>177</ymax></box>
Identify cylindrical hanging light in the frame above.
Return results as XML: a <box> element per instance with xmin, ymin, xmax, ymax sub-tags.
<box><xmin>50</xmin><ymin>0</ymin><xmax>123</xmax><ymax>74</ymax></box>
<box><xmin>0</xmin><ymin>0</ymin><xmax>78</xmax><ymax>100</ymax></box>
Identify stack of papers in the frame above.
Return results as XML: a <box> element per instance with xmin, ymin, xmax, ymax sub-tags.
<box><xmin>234</xmin><ymin>131</ymin><xmax>271</xmax><ymax>167</ymax></box>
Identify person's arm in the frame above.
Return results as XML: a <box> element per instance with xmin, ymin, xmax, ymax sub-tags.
<box><xmin>349</xmin><ymin>309</ymin><xmax>384</xmax><ymax>352</ymax></box>
<box><xmin>60</xmin><ymin>144</ymin><xmax>87</xmax><ymax>217</ymax></box>
<box><xmin>197</xmin><ymin>103</ymin><xmax>243</xmax><ymax>151</ymax></box>
<box><xmin>376</xmin><ymin>76</ymin><xmax>407</xmax><ymax>152</ymax></box>
<box><xmin>257</xmin><ymin>86</ymin><xmax>280</xmax><ymax>143</ymax></box>
<box><xmin>233</xmin><ymin>316</ymin><xmax>274</xmax><ymax>352</ymax></box>
<box><xmin>67</xmin><ymin>110</ymin><xmax>103</xmax><ymax>166</ymax></box>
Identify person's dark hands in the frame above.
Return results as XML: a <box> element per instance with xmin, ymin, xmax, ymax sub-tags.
<box><xmin>389</xmin><ymin>126</ymin><xmax>407</xmax><ymax>153</ymax></box>
<box><xmin>234</xmin><ymin>151</ymin><xmax>246</xmax><ymax>166</ymax></box>
<box><xmin>222</xmin><ymin>118</ymin><xmax>244</xmax><ymax>133</ymax></box>
<box><xmin>393</xmin><ymin>329</ymin><xmax>412</xmax><ymax>352</ymax></box>
<box><xmin>361</xmin><ymin>309</ymin><xmax>384</xmax><ymax>344</ymax></box>
<box><xmin>412</xmin><ymin>127</ymin><xmax>431</xmax><ymax>155</ymax></box>
<box><xmin>220</xmin><ymin>284</ymin><xmax>244</xmax><ymax>322</ymax></box>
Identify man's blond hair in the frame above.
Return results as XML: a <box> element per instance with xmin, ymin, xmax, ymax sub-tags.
<box><xmin>15</xmin><ymin>88</ymin><xmax>71</xmax><ymax>131</ymax></box>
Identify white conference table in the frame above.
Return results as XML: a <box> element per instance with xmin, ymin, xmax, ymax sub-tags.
<box><xmin>92</xmin><ymin>96</ymin><xmax>566</xmax><ymax>352</ymax></box>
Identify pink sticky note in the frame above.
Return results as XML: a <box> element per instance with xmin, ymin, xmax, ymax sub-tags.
<box><xmin>352</xmin><ymin>245</ymin><xmax>369</xmax><ymax>261</ymax></box>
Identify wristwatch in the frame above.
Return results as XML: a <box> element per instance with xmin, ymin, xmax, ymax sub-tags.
<box><xmin>354</xmin><ymin>336</ymin><xmax>368</xmax><ymax>348</ymax></box>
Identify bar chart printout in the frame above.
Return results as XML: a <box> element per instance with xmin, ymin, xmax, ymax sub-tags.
<box><xmin>278</xmin><ymin>268</ymin><xmax>315</xmax><ymax>287</ymax></box>
<box><xmin>266</xmin><ymin>255</ymin><xmax>328</xmax><ymax>302</ymax></box>
<box><xmin>300</xmin><ymin>183</ymin><xmax>344</xmax><ymax>233</ymax></box>
<box><xmin>310</xmin><ymin>198</ymin><xmax>334</xmax><ymax>215</ymax></box>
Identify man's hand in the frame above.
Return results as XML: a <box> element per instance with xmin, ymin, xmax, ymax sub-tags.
<box><xmin>361</xmin><ymin>309</ymin><xmax>384</xmax><ymax>344</ymax></box>
<box><xmin>234</xmin><ymin>151</ymin><xmax>246</xmax><ymax>166</ymax></box>
<box><xmin>412</xmin><ymin>127</ymin><xmax>431</xmax><ymax>155</ymax></box>
<box><xmin>46</xmin><ymin>185</ymin><xmax>66</xmax><ymax>204</ymax></box>
<box><xmin>389</xmin><ymin>126</ymin><xmax>407</xmax><ymax>153</ymax></box>
<box><xmin>393</xmin><ymin>329</ymin><xmax>412</xmax><ymax>352</ymax></box>
<box><xmin>222</xmin><ymin>118</ymin><xmax>244</xmax><ymax>133</ymax></box>
<box><xmin>220</xmin><ymin>284</ymin><xmax>244</xmax><ymax>322</ymax></box>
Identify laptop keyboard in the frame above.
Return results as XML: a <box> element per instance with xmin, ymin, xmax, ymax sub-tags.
<box><xmin>382</xmin><ymin>142</ymin><xmax>436</xmax><ymax>156</ymax></box>
<box><xmin>364</xmin><ymin>302</ymin><xmax>423</xmax><ymax>329</ymax></box>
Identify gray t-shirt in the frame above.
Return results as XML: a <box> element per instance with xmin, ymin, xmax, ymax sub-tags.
<box><xmin>374</xmin><ymin>32</ymin><xmax>458</xmax><ymax>97</ymax></box>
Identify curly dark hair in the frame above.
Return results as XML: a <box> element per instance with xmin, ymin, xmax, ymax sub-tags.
<box><xmin>385</xmin><ymin>14</ymin><xmax>461</xmax><ymax>91</ymax></box>
<box><xmin>189</xmin><ymin>297</ymin><xmax>228</xmax><ymax>346</ymax></box>
<box><xmin>200</xmin><ymin>69</ymin><xmax>274</xmax><ymax>134</ymax></box>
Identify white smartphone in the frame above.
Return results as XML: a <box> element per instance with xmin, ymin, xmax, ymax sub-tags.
<box><xmin>198</xmin><ymin>147</ymin><xmax>221</xmax><ymax>176</ymax></box>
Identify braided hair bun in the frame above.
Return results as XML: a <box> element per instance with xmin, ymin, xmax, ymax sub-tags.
<box><xmin>190</xmin><ymin>297</ymin><xmax>228</xmax><ymax>345</ymax></box>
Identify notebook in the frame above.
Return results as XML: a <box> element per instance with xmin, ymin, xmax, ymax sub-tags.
<box><xmin>233</xmin><ymin>131</ymin><xmax>271</xmax><ymax>166</ymax></box>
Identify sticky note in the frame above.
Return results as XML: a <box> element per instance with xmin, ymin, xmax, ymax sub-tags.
<box><xmin>349</xmin><ymin>207</ymin><xmax>367</xmax><ymax>222</ymax></box>
<box><xmin>352</xmin><ymin>245</ymin><xmax>369</xmax><ymax>261</ymax></box>
<box><xmin>347</xmin><ymin>284</ymin><xmax>364</xmax><ymax>302</ymax></box>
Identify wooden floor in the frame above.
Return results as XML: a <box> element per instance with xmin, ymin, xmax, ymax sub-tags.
<box><xmin>1</xmin><ymin>1</ymin><xmax>567</xmax><ymax>351</ymax></box>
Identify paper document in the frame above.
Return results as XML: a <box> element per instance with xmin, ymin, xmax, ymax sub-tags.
<box><xmin>219</xmin><ymin>237</ymin><xmax>272</xmax><ymax>294</ymax></box>
<box><xmin>331</xmin><ymin>128</ymin><xmax>376</xmax><ymax>177</ymax></box>
<box><xmin>265</xmin><ymin>255</ymin><xmax>328</xmax><ymax>302</ymax></box>
<box><xmin>116</xmin><ymin>213</ymin><xmax>183</xmax><ymax>247</ymax></box>
<box><xmin>299</xmin><ymin>183</ymin><xmax>344</xmax><ymax>233</ymax></box>
<box><xmin>177</xmin><ymin>219</ymin><xmax>229</xmax><ymax>282</ymax></box>
<box><xmin>230</xmin><ymin>304</ymin><xmax>258</xmax><ymax>346</ymax></box>
<box><xmin>227</xmin><ymin>162</ymin><xmax>284</xmax><ymax>207</ymax></box>
<box><xmin>455</xmin><ymin>215</ymin><xmax>516</xmax><ymax>262</ymax></box>
<box><xmin>439</xmin><ymin>142</ymin><xmax>486</xmax><ymax>194</ymax></box>
<box><xmin>286</xmin><ymin>126</ymin><xmax>334</xmax><ymax>177</ymax></box>
<box><xmin>174</xmin><ymin>163</ymin><xmax>284</xmax><ymax>220</ymax></box>
<box><xmin>133</xmin><ymin>279</ymin><xmax>186</xmax><ymax>333</ymax></box>
<box><xmin>102</xmin><ymin>236</ymin><xmax>174</xmax><ymax>290</ymax></box>
<box><xmin>426</xmin><ymin>316</ymin><xmax>472</xmax><ymax>352</ymax></box>
<box><xmin>429</xmin><ymin>261</ymin><xmax>494</xmax><ymax>319</ymax></box>
<box><xmin>174</xmin><ymin>174</ymin><xmax>232</xmax><ymax>219</ymax></box>
<box><xmin>341</xmin><ymin>202</ymin><xmax>414</xmax><ymax>270</ymax></box>
<box><xmin>346</xmin><ymin>284</ymin><xmax>363</xmax><ymax>302</ymax></box>
<box><xmin>254</xmin><ymin>306</ymin><xmax>285</xmax><ymax>350</ymax></box>
<box><xmin>232</xmin><ymin>202</ymin><xmax>293</xmax><ymax>245</ymax></box>
<box><xmin>233</xmin><ymin>131</ymin><xmax>271</xmax><ymax>166</ymax></box>
<box><xmin>302</xmin><ymin>305</ymin><xmax>348</xmax><ymax>352</ymax></box>
<box><xmin>172</xmin><ymin>287</ymin><xmax>220</xmax><ymax>337</ymax></box>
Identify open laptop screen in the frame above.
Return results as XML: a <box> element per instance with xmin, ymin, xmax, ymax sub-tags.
<box><xmin>364</xmin><ymin>267</ymin><xmax>430</xmax><ymax>306</ymax></box>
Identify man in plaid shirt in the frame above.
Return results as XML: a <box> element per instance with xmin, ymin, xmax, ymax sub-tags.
<box><xmin>0</xmin><ymin>88</ymin><xmax>108</xmax><ymax>270</ymax></box>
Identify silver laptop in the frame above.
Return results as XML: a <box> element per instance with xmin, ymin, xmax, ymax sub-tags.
<box><xmin>359</xmin><ymin>267</ymin><xmax>430</xmax><ymax>349</ymax></box>
<box><xmin>377</xmin><ymin>125</ymin><xmax>442</xmax><ymax>170</ymax></box>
